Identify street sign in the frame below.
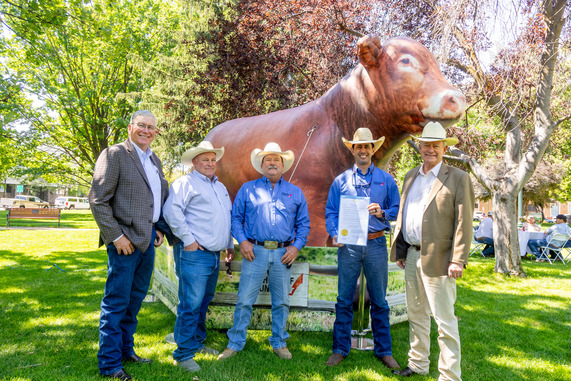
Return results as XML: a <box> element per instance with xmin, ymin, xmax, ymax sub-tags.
<box><xmin>16</xmin><ymin>185</ymin><xmax>23</xmax><ymax>193</ymax></box>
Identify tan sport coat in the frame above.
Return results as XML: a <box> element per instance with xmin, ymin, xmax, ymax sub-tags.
<box><xmin>89</xmin><ymin>139</ymin><xmax>169</xmax><ymax>252</ymax></box>
<box><xmin>390</xmin><ymin>164</ymin><xmax>475</xmax><ymax>277</ymax></box>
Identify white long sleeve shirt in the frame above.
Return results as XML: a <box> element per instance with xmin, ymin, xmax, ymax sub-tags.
<box><xmin>163</xmin><ymin>170</ymin><xmax>233</xmax><ymax>251</ymax></box>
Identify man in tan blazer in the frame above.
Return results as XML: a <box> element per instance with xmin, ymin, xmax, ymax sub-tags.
<box><xmin>390</xmin><ymin>122</ymin><xmax>474</xmax><ymax>381</ymax></box>
<box><xmin>90</xmin><ymin>110</ymin><xmax>169</xmax><ymax>380</ymax></box>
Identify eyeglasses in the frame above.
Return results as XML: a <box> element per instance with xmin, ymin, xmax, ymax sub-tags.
<box><xmin>134</xmin><ymin>122</ymin><xmax>157</xmax><ymax>132</ymax></box>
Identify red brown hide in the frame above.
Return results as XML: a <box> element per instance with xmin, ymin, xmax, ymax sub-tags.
<box><xmin>206</xmin><ymin>35</ymin><xmax>466</xmax><ymax>247</ymax></box>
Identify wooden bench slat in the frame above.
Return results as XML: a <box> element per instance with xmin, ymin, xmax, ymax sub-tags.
<box><xmin>6</xmin><ymin>208</ymin><xmax>61</xmax><ymax>227</ymax></box>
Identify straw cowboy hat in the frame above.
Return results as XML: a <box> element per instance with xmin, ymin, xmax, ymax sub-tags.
<box><xmin>342</xmin><ymin>128</ymin><xmax>385</xmax><ymax>153</ymax></box>
<box><xmin>412</xmin><ymin>122</ymin><xmax>459</xmax><ymax>146</ymax></box>
<box><xmin>250</xmin><ymin>142</ymin><xmax>295</xmax><ymax>174</ymax></box>
<box><xmin>181</xmin><ymin>141</ymin><xmax>224</xmax><ymax>166</ymax></box>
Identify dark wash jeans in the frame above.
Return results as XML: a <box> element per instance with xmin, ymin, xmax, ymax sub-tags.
<box><xmin>172</xmin><ymin>242</ymin><xmax>220</xmax><ymax>362</ymax></box>
<box><xmin>332</xmin><ymin>235</ymin><xmax>392</xmax><ymax>358</ymax></box>
<box><xmin>98</xmin><ymin>228</ymin><xmax>156</xmax><ymax>375</ymax></box>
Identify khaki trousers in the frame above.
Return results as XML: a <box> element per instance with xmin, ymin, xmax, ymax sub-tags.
<box><xmin>404</xmin><ymin>247</ymin><xmax>461</xmax><ymax>381</ymax></box>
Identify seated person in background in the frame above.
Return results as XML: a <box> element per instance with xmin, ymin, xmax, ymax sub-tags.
<box><xmin>474</xmin><ymin>211</ymin><xmax>494</xmax><ymax>257</ymax></box>
<box><xmin>528</xmin><ymin>214</ymin><xmax>571</xmax><ymax>261</ymax></box>
<box><xmin>523</xmin><ymin>216</ymin><xmax>542</xmax><ymax>232</ymax></box>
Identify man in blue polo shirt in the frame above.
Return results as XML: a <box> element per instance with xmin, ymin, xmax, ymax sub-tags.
<box><xmin>218</xmin><ymin>142</ymin><xmax>311</xmax><ymax>361</ymax></box>
<box><xmin>324</xmin><ymin>128</ymin><xmax>400</xmax><ymax>369</ymax></box>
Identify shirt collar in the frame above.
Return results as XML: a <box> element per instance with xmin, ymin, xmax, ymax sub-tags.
<box><xmin>419</xmin><ymin>161</ymin><xmax>443</xmax><ymax>178</ymax></box>
<box><xmin>353</xmin><ymin>163</ymin><xmax>374</xmax><ymax>176</ymax></box>
<box><xmin>130</xmin><ymin>138</ymin><xmax>152</xmax><ymax>161</ymax></box>
<box><xmin>262</xmin><ymin>175</ymin><xmax>283</xmax><ymax>184</ymax></box>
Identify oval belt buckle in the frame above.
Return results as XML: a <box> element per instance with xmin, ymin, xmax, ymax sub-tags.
<box><xmin>264</xmin><ymin>241</ymin><xmax>278</xmax><ymax>250</ymax></box>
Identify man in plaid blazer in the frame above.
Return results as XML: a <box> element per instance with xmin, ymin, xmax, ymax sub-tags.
<box><xmin>89</xmin><ymin>110</ymin><xmax>169</xmax><ymax>380</ymax></box>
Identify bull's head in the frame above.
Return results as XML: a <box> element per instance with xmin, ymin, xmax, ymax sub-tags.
<box><xmin>357</xmin><ymin>35</ymin><xmax>466</xmax><ymax>132</ymax></box>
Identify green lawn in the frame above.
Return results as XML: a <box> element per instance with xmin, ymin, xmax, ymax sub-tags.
<box><xmin>0</xmin><ymin>228</ymin><xmax>570</xmax><ymax>380</ymax></box>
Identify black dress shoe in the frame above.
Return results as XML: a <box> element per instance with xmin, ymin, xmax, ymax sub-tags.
<box><xmin>393</xmin><ymin>367</ymin><xmax>418</xmax><ymax>377</ymax></box>
<box><xmin>123</xmin><ymin>354</ymin><xmax>152</xmax><ymax>363</ymax></box>
<box><xmin>104</xmin><ymin>369</ymin><xmax>132</xmax><ymax>380</ymax></box>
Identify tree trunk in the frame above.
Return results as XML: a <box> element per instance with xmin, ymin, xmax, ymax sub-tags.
<box><xmin>491</xmin><ymin>190</ymin><xmax>525</xmax><ymax>277</ymax></box>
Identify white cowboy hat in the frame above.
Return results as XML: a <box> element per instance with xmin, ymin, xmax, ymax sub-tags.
<box><xmin>250</xmin><ymin>142</ymin><xmax>295</xmax><ymax>174</ymax></box>
<box><xmin>342</xmin><ymin>128</ymin><xmax>385</xmax><ymax>153</ymax></box>
<box><xmin>412</xmin><ymin>122</ymin><xmax>459</xmax><ymax>146</ymax></box>
<box><xmin>181</xmin><ymin>141</ymin><xmax>224</xmax><ymax>166</ymax></box>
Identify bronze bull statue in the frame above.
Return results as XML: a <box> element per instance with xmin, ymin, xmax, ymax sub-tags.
<box><xmin>206</xmin><ymin>35</ymin><xmax>466</xmax><ymax>246</ymax></box>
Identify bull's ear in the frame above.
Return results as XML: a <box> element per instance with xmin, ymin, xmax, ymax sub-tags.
<box><xmin>357</xmin><ymin>35</ymin><xmax>382</xmax><ymax>69</ymax></box>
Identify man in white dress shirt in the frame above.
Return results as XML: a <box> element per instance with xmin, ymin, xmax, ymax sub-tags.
<box><xmin>163</xmin><ymin>141</ymin><xmax>235</xmax><ymax>373</ymax></box>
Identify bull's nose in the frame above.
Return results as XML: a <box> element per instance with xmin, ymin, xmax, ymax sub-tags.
<box><xmin>442</xmin><ymin>91</ymin><xmax>466</xmax><ymax>114</ymax></box>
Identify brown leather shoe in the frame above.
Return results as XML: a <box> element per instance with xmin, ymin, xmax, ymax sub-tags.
<box><xmin>378</xmin><ymin>355</ymin><xmax>400</xmax><ymax>369</ymax></box>
<box><xmin>217</xmin><ymin>347</ymin><xmax>237</xmax><ymax>360</ymax></box>
<box><xmin>326</xmin><ymin>353</ymin><xmax>345</xmax><ymax>366</ymax></box>
<box><xmin>103</xmin><ymin>369</ymin><xmax>132</xmax><ymax>380</ymax></box>
<box><xmin>122</xmin><ymin>354</ymin><xmax>151</xmax><ymax>364</ymax></box>
<box><xmin>393</xmin><ymin>367</ymin><xmax>418</xmax><ymax>377</ymax></box>
<box><xmin>273</xmin><ymin>347</ymin><xmax>292</xmax><ymax>359</ymax></box>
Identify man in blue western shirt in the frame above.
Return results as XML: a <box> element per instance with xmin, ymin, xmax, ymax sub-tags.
<box><xmin>218</xmin><ymin>142</ymin><xmax>311</xmax><ymax>361</ymax></box>
<box><xmin>324</xmin><ymin>128</ymin><xmax>401</xmax><ymax>369</ymax></box>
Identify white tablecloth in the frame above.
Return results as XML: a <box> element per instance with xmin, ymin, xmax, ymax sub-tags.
<box><xmin>518</xmin><ymin>230</ymin><xmax>545</xmax><ymax>256</ymax></box>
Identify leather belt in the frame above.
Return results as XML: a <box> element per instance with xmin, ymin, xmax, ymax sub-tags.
<box><xmin>248</xmin><ymin>238</ymin><xmax>291</xmax><ymax>250</ymax></box>
<box><xmin>367</xmin><ymin>231</ymin><xmax>385</xmax><ymax>240</ymax></box>
<box><xmin>411</xmin><ymin>244</ymin><xmax>421</xmax><ymax>251</ymax></box>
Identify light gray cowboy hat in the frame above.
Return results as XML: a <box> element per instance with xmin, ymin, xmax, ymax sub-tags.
<box><xmin>250</xmin><ymin>142</ymin><xmax>295</xmax><ymax>174</ymax></box>
<box><xmin>181</xmin><ymin>141</ymin><xmax>224</xmax><ymax>166</ymax></box>
<box><xmin>412</xmin><ymin>122</ymin><xmax>459</xmax><ymax>146</ymax></box>
<box><xmin>342</xmin><ymin>128</ymin><xmax>385</xmax><ymax>153</ymax></box>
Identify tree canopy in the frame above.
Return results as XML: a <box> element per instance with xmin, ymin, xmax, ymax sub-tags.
<box><xmin>0</xmin><ymin>0</ymin><xmax>179</xmax><ymax>185</ymax></box>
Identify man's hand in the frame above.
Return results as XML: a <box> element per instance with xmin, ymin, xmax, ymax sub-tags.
<box><xmin>154</xmin><ymin>230</ymin><xmax>164</xmax><ymax>247</ymax></box>
<box><xmin>331</xmin><ymin>235</ymin><xmax>344</xmax><ymax>247</ymax></box>
<box><xmin>397</xmin><ymin>260</ymin><xmax>406</xmax><ymax>269</ymax></box>
<box><xmin>184</xmin><ymin>241</ymin><xmax>204</xmax><ymax>251</ymax></box>
<box><xmin>225</xmin><ymin>248</ymin><xmax>235</xmax><ymax>263</ymax></box>
<box><xmin>448</xmin><ymin>262</ymin><xmax>463</xmax><ymax>279</ymax></box>
<box><xmin>281</xmin><ymin>246</ymin><xmax>299</xmax><ymax>266</ymax></box>
<box><xmin>367</xmin><ymin>203</ymin><xmax>383</xmax><ymax>218</ymax></box>
<box><xmin>239</xmin><ymin>240</ymin><xmax>255</xmax><ymax>262</ymax></box>
<box><xmin>114</xmin><ymin>235</ymin><xmax>134</xmax><ymax>255</ymax></box>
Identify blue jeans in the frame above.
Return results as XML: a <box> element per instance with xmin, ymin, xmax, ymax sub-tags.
<box><xmin>98</xmin><ymin>228</ymin><xmax>156</xmax><ymax>375</ymax></box>
<box><xmin>173</xmin><ymin>242</ymin><xmax>220</xmax><ymax>362</ymax></box>
<box><xmin>528</xmin><ymin>239</ymin><xmax>548</xmax><ymax>258</ymax></box>
<box><xmin>227</xmin><ymin>245</ymin><xmax>290</xmax><ymax>351</ymax></box>
<box><xmin>475</xmin><ymin>237</ymin><xmax>494</xmax><ymax>256</ymax></box>
<box><xmin>332</xmin><ymin>236</ymin><xmax>392</xmax><ymax>358</ymax></box>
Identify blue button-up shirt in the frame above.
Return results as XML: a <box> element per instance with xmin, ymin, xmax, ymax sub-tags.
<box><xmin>231</xmin><ymin>176</ymin><xmax>311</xmax><ymax>251</ymax></box>
<box><xmin>163</xmin><ymin>170</ymin><xmax>233</xmax><ymax>251</ymax></box>
<box><xmin>325</xmin><ymin>163</ymin><xmax>400</xmax><ymax>238</ymax></box>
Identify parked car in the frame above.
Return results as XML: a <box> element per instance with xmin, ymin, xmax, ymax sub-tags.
<box><xmin>0</xmin><ymin>195</ymin><xmax>50</xmax><ymax>208</ymax></box>
<box><xmin>54</xmin><ymin>196</ymin><xmax>90</xmax><ymax>210</ymax></box>
<box><xmin>473</xmin><ymin>211</ymin><xmax>484</xmax><ymax>221</ymax></box>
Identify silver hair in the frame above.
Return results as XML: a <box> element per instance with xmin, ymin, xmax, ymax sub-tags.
<box><xmin>129</xmin><ymin>110</ymin><xmax>156</xmax><ymax>124</ymax></box>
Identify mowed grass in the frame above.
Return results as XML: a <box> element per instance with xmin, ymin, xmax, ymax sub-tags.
<box><xmin>0</xmin><ymin>227</ymin><xmax>570</xmax><ymax>380</ymax></box>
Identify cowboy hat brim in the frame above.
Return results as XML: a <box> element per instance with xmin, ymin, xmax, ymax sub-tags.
<box><xmin>250</xmin><ymin>148</ymin><xmax>295</xmax><ymax>174</ymax></box>
<box><xmin>181</xmin><ymin>146</ymin><xmax>224</xmax><ymax>166</ymax></box>
<box><xmin>342</xmin><ymin>136</ymin><xmax>385</xmax><ymax>153</ymax></box>
<box><xmin>411</xmin><ymin>135</ymin><xmax>459</xmax><ymax>146</ymax></box>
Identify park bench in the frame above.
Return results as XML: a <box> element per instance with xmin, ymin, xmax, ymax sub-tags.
<box><xmin>6</xmin><ymin>207</ymin><xmax>61</xmax><ymax>227</ymax></box>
